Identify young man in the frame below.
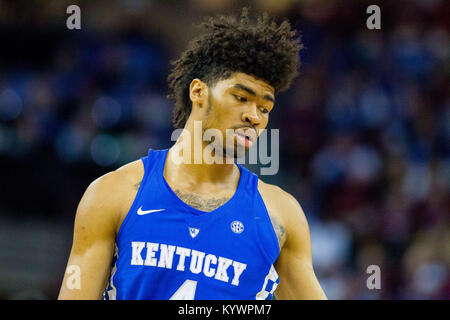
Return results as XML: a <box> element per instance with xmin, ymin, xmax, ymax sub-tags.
<box><xmin>58</xmin><ymin>9</ymin><xmax>327</xmax><ymax>300</ymax></box>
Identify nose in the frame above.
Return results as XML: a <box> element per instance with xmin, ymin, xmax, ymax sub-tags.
<box><xmin>242</xmin><ymin>104</ymin><xmax>261</xmax><ymax>126</ymax></box>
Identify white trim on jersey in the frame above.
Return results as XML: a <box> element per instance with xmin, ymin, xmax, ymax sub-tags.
<box><xmin>255</xmin><ymin>265</ymin><xmax>279</xmax><ymax>300</ymax></box>
<box><xmin>105</xmin><ymin>244</ymin><xmax>119</xmax><ymax>300</ymax></box>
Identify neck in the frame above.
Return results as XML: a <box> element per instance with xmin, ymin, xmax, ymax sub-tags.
<box><xmin>165</xmin><ymin>121</ymin><xmax>239</xmax><ymax>187</ymax></box>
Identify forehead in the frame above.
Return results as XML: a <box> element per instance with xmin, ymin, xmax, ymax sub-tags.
<box><xmin>214</xmin><ymin>72</ymin><xmax>275</xmax><ymax>95</ymax></box>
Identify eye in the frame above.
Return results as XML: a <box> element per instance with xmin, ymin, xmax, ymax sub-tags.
<box><xmin>260</xmin><ymin>107</ymin><xmax>269</xmax><ymax>114</ymax></box>
<box><xmin>233</xmin><ymin>94</ymin><xmax>247</xmax><ymax>103</ymax></box>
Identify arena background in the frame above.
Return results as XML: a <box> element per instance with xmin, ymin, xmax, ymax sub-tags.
<box><xmin>0</xmin><ymin>0</ymin><xmax>448</xmax><ymax>300</ymax></box>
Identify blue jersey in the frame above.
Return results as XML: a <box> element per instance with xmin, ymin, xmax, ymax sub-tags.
<box><xmin>104</xmin><ymin>148</ymin><xmax>280</xmax><ymax>300</ymax></box>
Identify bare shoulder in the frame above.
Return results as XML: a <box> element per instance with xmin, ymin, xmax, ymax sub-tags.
<box><xmin>87</xmin><ymin>159</ymin><xmax>144</xmax><ymax>205</ymax></box>
<box><xmin>257</xmin><ymin>179</ymin><xmax>306</xmax><ymax>222</ymax></box>
<box><xmin>78</xmin><ymin>159</ymin><xmax>145</xmax><ymax>236</ymax></box>
<box><xmin>257</xmin><ymin>179</ymin><xmax>309</xmax><ymax>250</ymax></box>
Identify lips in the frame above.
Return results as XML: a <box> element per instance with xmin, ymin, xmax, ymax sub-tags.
<box><xmin>236</xmin><ymin>128</ymin><xmax>257</xmax><ymax>142</ymax></box>
<box><xmin>235</xmin><ymin>127</ymin><xmax>257</xmax><ymax>147</ymax></box>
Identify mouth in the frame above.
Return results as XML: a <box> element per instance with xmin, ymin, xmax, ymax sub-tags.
<box><xmin>234</xmin><ymin>127</ymin><xmax>257</xmax><ymax>148</ymax></box>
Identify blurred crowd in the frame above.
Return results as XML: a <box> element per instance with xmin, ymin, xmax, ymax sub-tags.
<box><xmin>0</xmin><ymin>0</ymin><xmax>448</xmax><ymax>299</ymax></box>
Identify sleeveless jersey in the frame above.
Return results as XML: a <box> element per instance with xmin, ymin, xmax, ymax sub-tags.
<box><xmin>104</xmin><ymin>148</ymin><xmax>280</xmax><ymax>300</ymax></box>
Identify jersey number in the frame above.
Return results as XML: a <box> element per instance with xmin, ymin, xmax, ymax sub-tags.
<box><xmin>169</xmin><ymin>279</ymin><xmax>198</xmax><ymax>300</ymax></box>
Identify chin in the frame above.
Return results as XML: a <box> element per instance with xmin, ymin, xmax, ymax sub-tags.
<box><xmin>224</xmin><ymin>143</ymin><xmax>247</xmax><ymax>160</ymax></box>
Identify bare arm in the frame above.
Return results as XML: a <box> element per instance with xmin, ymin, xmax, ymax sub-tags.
<box><xmin>273</xmin><ymin>191</ymin><xmax>327</xmax><ymax>300</ymax></box>
<box><xmin>58</xmin><ymin>175</ymin><xmax>118</xmax><ymax>299</ymax></box>
<box><xmin>258</xmin><ymin>181</ymin><xmax>326</xmax><ymax>300</ymax></box>
<box><xmin>58</xmin><ymin>161</ymin><xmax>143</xmax><ymax>299</ymax></box>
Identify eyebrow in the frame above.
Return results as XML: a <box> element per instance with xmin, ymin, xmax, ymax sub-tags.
<box><xmin>233</xmin><ymin>83</ymin><xmax>275</xmax><ymax>103</ymax></box>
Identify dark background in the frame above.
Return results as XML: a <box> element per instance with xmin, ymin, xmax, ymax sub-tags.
<box><xmin>0</xmin><ymin>0</ymin><xmax>448</xmax><ymax>299</ymax></box>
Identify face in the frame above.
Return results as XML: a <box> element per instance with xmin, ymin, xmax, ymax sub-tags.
<box><xmin>190</xmin><ymin>72</ymin><xmax>275</xmax><ymax>159</ymax></box>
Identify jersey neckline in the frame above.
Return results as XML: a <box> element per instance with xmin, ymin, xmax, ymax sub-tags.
<box><xmin>158</xmin><ymin>148</ymin><xmax>247</xmax><ymax>216</ymax></box>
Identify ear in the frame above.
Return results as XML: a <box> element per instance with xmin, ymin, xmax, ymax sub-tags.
<box><xmin>189</xmin><ymin>79</ymin><xmax>208</xmax><ymax>108</ymax></box>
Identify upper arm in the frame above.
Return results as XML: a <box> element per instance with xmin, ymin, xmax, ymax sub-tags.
<box><xmin>263</xmin><ymin>186</ymin><xmax>327</xmax><ymax>300</ymax></box>
<box><xmin>58</xmin><ymin>171</ymin><xmax>129</xmax><ymax>300</ymax></box>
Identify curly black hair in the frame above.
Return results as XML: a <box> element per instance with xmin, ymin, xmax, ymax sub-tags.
<box><xmin>167</xmin><ymin>8</ymin><xmax>302</xmax><ymax>129</ymax></box>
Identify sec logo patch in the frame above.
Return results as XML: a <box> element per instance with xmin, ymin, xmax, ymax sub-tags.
<box><xmin>230</xmin><ymin>220</ymin><xmax>244</xmax><ymax>234</ymax></box>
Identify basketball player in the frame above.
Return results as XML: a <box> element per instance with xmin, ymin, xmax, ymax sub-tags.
<box><xmin>58</xmin><ymin>10</ymin><xmax>327</xmax><ymax>300</ymax></box>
